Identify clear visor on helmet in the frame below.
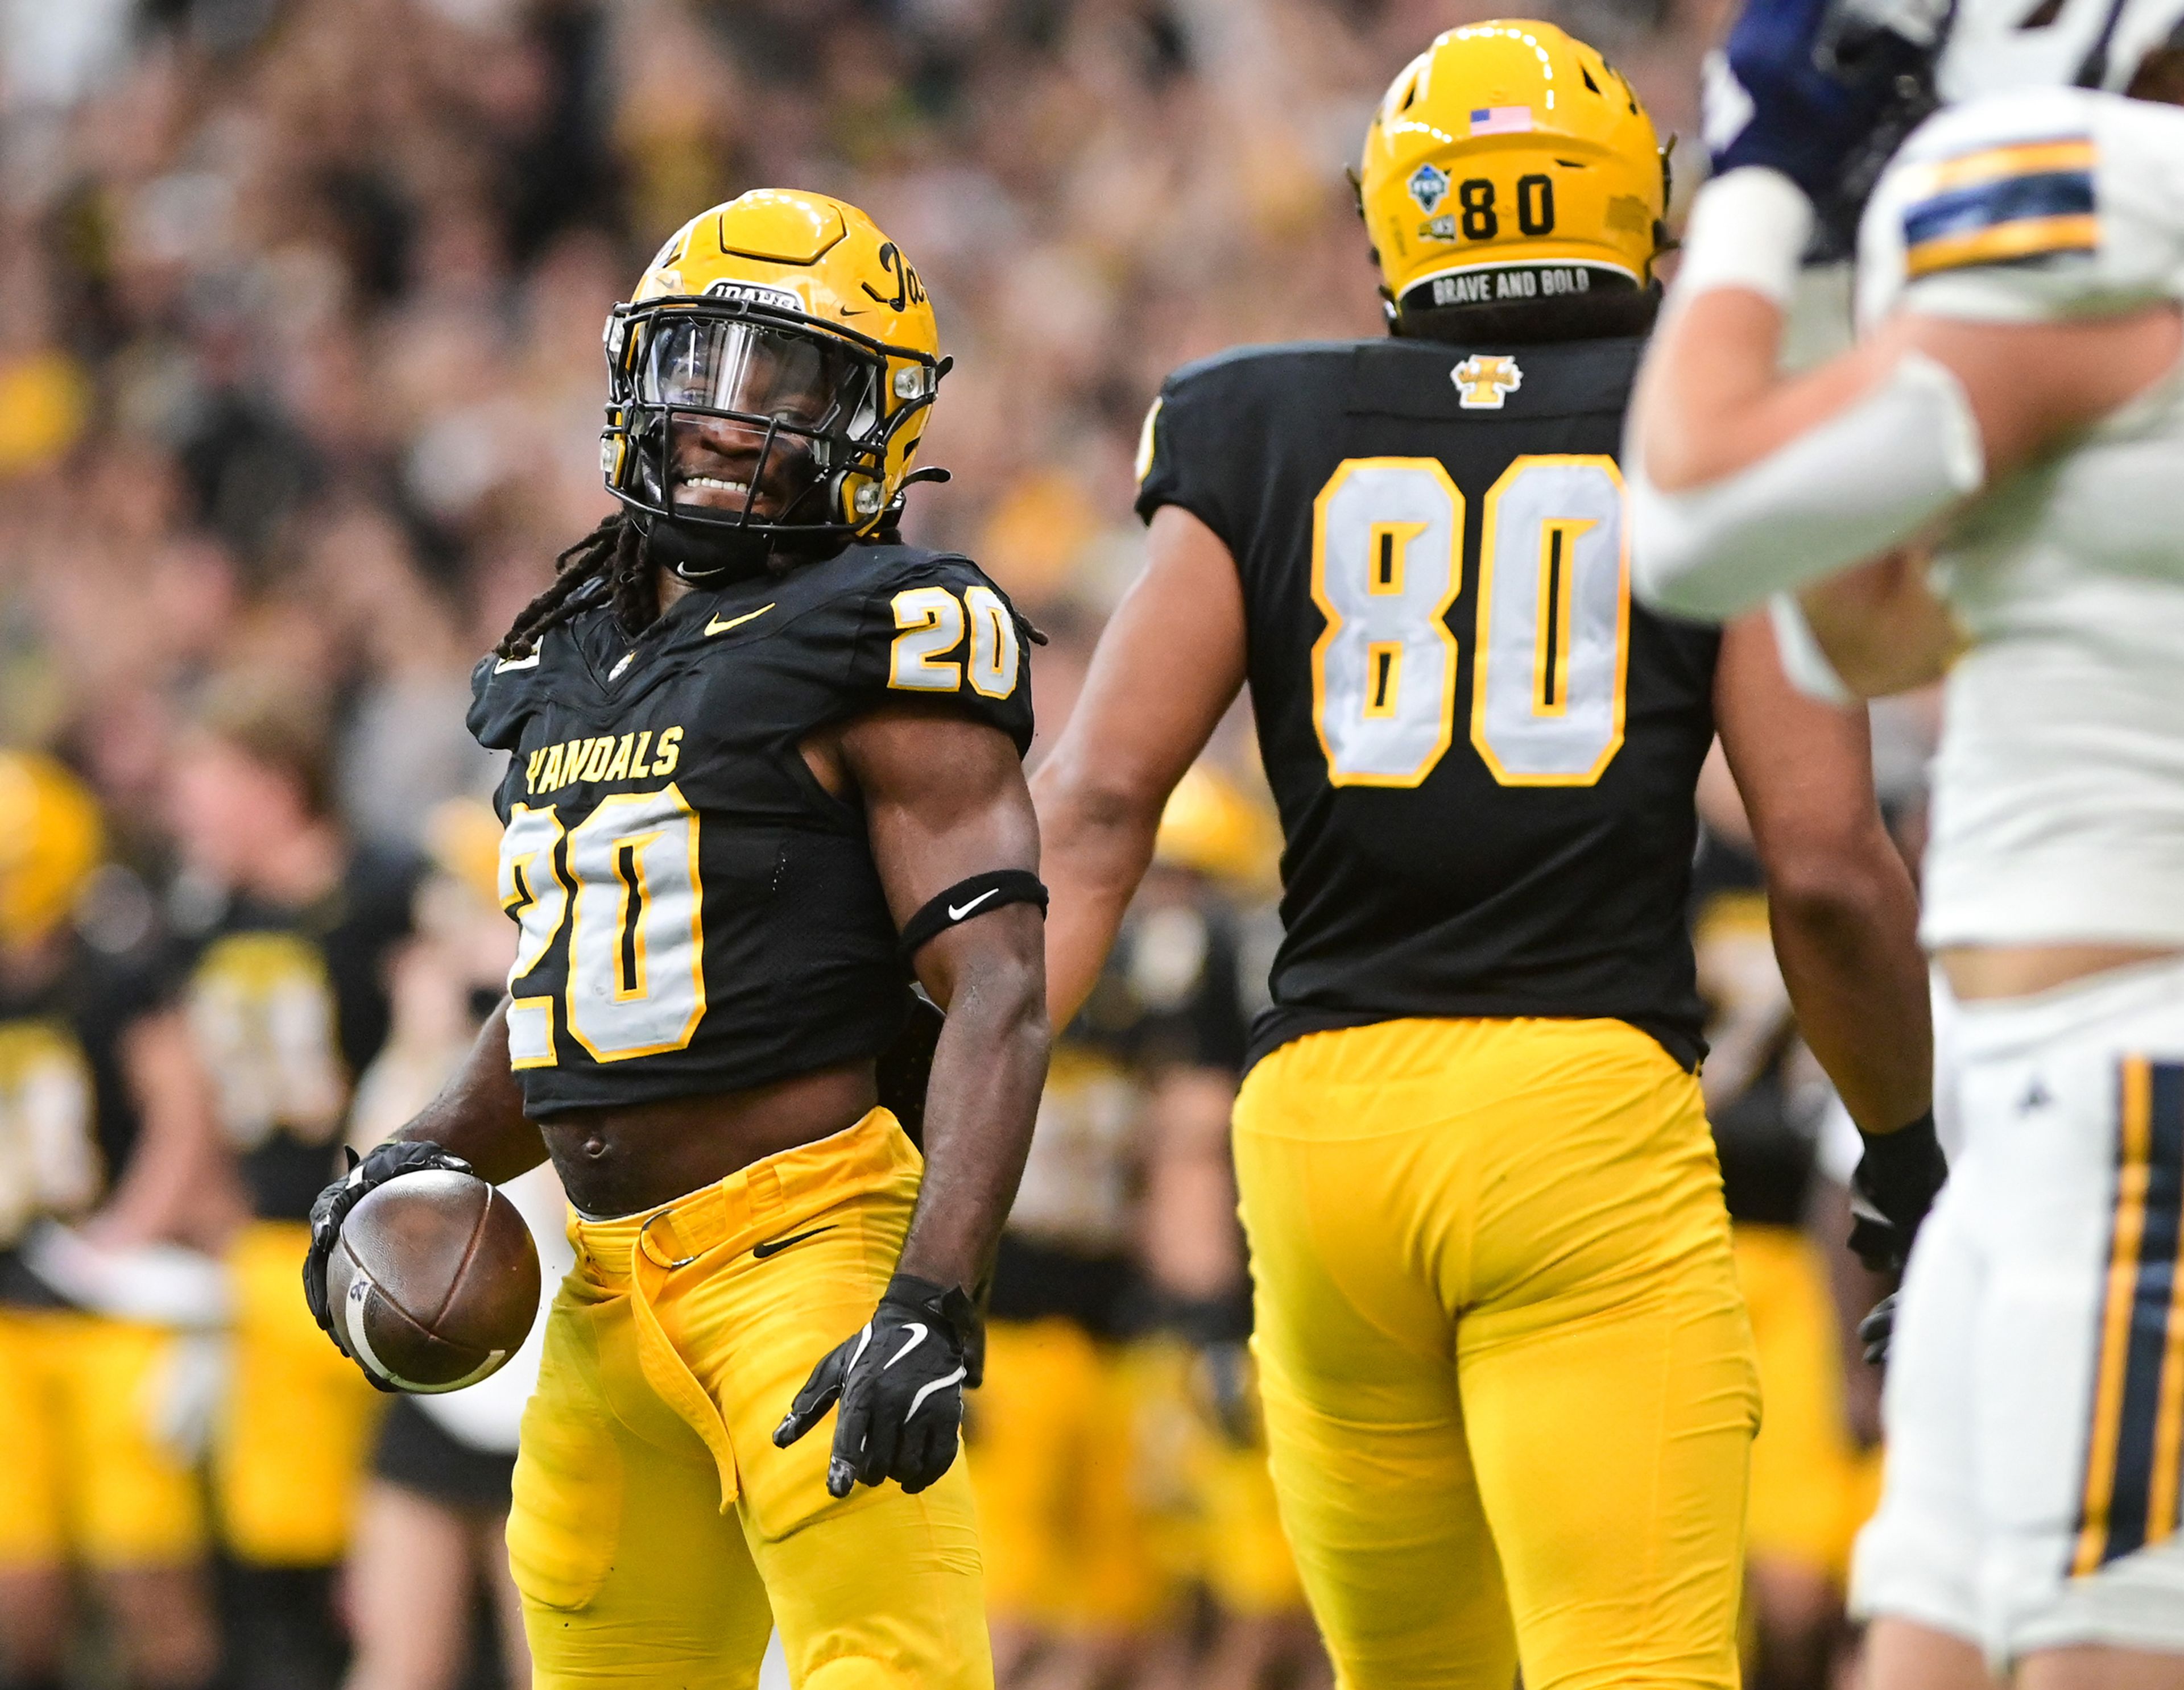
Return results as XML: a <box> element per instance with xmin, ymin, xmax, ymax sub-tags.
<box><xmin>640</xmin><ymin>316</ymin><xmax>874</xmax><ymax>432</ymax></box>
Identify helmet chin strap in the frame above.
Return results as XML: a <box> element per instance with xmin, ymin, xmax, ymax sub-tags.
<box><xmin>641</xmin><ymin>510</ymin><xmax>854</xmax><ymax>585</ymax></box>
<box><xmin>643</xmin><ymin>512</ymin><xmax>779</xmax><ymax>583</ymax></box>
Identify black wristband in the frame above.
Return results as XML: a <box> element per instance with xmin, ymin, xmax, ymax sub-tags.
<box><xmin>882</xmin><ymin>1271</ymin><xmax>981</xmax><ymax>1347</ymax></box>
<box><xmin>897</xmin><ymin>869</ymin><xmax>1047</xmax><ymax>963</ymax></box>
<box><xmin>1854</xmin><ymin>1108</ymin><xmax>1947</xmax><ymax>1220</ymax></box>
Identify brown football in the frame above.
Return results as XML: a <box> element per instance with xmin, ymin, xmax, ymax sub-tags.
<box><xmin>325</xmin><ymin>1169</ymin><xmax>540</xmax><ymax>1394</ymax></box>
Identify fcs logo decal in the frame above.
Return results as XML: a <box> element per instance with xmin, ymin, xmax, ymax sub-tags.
<box><xmin>1452</xmin><ymin>354</ymin><xmax>1523</xmax><ymax>410</ymax></box>
<box><xmin>1408</xmin><ymin>163</ymin><xmax>1450</xmax><ymax>215</ymax></box>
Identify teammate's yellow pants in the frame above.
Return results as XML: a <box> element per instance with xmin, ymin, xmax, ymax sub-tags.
<box><xmin>0</xmin><ymin>1306</ymin><xmax>205</xmax><ymax>1569</ymax></box>
<box><xmin>1734</xmin><ymin>1224</ymin><xmax>1883</xmax><ymax>1579</ymax></box>
<box><xmin>508</xmin><ymin>1108</ymin><xmax>991</xmax><ymax>1689</ymax></box>
<box><xmin>1233</xmin><ymin>1017</ymin><xmax>1760</xmax><ymax>1690</ymax></box>
<box><xmin>971</xmin><ymin>1317</ymin><xmax>1166</xmax><ymax>1633</ymax></box>
<box><xmin>213</xmin><ymin>1219</ymin><xmax>383</xmax><ymax>1564</ymax></box>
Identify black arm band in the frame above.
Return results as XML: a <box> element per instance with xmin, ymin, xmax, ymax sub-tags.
<box><xmin>898</xmin><ymin>869</ymin><xmax>1048</xmax><ymax>963</ymax></box>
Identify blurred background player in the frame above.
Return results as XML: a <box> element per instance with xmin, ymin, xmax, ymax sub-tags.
<box><xmin>973</xmin><ymin>764</ymin><xmax>1324</xmax><ymax>1690</ymax></box>
<box><xmin>165</xmin><ymin>680</ymin><xmax>424</xmax><ymax>1690</ymax></box>
<box><xmin>1128</xmin><ymin>771</ymin><xmax>1327</xmax><ymax>1690</ymax></box>
<box><xmin>1690</xmin><ymin>758</ymin><xmax>1885</xmax><ymax>1690</ymax></box>
<box><xmin>340</xmin><ymin>801</ymin><xmax>570</xmax><ymax>1690</ymax></box>
<box><xmin>0</xmin><ymin>752</ymin><xmax>228</xmax><ymax>1690</ymax></box>
<box><xmin>1037</xmin><ymin>22</ymin><xmax>1933</xmax><ymax>1689</ymax></box>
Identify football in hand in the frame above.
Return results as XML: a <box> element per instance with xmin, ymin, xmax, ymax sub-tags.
<box><xmin>325</xmin><ymin>1169</ymin><xmax>541</xmax><ymax>1393</ymax></box>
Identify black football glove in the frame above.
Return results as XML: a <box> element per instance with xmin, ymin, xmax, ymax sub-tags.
<box><xmin>1859</xmin><ymin>1290</ymin><xmax>1899</xmax><ymax>1367</ymax></box>
<box><xmin>1847</xmin><ymin>1108</ymin><xmax>1947</xmax><ymax>1274</ymax></box>
<box><xmin>774</xmin><ymin>1272</ymin><xmax>978</xmax><ymax>1498</ymax></box>
<box><xmin>303</xmin><ymin>1138</ymin><xmax>473</xmax><ymax>1356</ymax></box>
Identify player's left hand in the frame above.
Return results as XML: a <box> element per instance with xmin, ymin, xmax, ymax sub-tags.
<box><xmin>775</xmin><ymin>1272</ymin><xmax>979</xmax><ymax>1498</ymax></box>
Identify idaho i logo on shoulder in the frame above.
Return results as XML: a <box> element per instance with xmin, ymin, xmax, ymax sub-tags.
<box><xmin>1451</xmin><ymin>354</ymin><xmax>1522</xmax><ymax>410</ymax></box>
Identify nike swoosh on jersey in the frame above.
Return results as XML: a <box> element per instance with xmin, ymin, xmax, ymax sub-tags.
<box><xmin>705</xmin><ymin>602</ymin><xmax>776</xmax><ymax>637</ymax></box>
<box><xmin>948</xmin><ymin>889</ymin><xmax>999</xmax><ymax>921</ymax></box>
<box><xmin>751</xmin><ymin>1224</ymin><xmax>836</xmax><ymax>1260</ymax></box>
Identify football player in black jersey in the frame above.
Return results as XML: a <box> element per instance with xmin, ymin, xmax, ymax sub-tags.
<box><xmin>1034</xmin><ymin>24</ymin><xmax>1936</xmax><ymax>1690</ymax></box>
<box><xmin>0</xmin><ymin>754</ymin><xmax>224</xmax><ymax>1690</ymax></box>
<box><xmin>301</xmin><ymin>190</ymin><xmax>1049</xmax><ymax>1689</ymax></box>
<box><xmin>166</xmin><ymin>680</ymin><xmax>422</xmax><ymax>1689</ymax></box>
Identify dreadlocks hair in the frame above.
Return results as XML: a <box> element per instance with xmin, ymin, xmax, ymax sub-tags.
<box><xmin>496</xmin><ymin>512</ymin><xmax>659</xmax><ymax>661</ymax></box>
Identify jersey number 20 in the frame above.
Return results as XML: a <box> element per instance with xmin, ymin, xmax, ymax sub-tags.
<box><xmin>1310</xmin><ymin>454</ymin><xmax>1628</xmax><ymax>788</ymax></box>
<box><xmin>498</xmin><ymin>788</ymin><xmax>705</xmax><ymax>1067</ymax></box>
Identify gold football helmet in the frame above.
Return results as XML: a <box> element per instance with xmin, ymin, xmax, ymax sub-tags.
<box><xmin>600</xmin><ymin>190</ymin><xmax>945</xmax><ymax>544</ymax></box>
<box><xmin>1155</xmin><ymin>765</ymin><xmax>1283</xmax><ymax>894</ymax></box>
<box><xmin>0</xmin><ymin>752</ymin><xmax>103</xmax><ymax>952</ymax></box>
<box><xmin>1358</xmin><ymin>21</ymin><xmax>1668</xmax><ymax>328</ymax></box>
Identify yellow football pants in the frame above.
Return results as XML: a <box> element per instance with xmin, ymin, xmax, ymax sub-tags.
<box><xmin>0</xmin><ymin>1306</ymin><xmax>205</xmax><ymax>1569</ymax></box>
<box><xmin>971</xmin><ymin>1318</ymin><xmax>1166</xmax><ymax>1632</ymax></box>
<box><xmin>1734</xmin><ymin>1224</ymin><xmax>1883</xmax><ymax>1579</ymax></box>
<box><xmin>1233</xmin><ymin>1017</ymin><xmax>1760</xmax><ymax>1690</ymax></box>
<box><xmin>509</xmin><ymin>1108</ymin><xmax>991</xmax><ymax>1689</ymax></box>
<box><xmin>213</xmin><ymin>1219</ymin><xmax>383</xmax><ymax>1565</ymax></box>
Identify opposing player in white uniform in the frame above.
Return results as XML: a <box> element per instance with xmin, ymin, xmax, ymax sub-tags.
<box><xmin>1624</xmin><ymin>0</ymin><xmax>2184</xmax><ymax>1682</ymax></box>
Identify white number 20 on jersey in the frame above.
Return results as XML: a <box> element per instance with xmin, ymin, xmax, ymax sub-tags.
<box><xmin>1310</xmin><ymin>454</ymin><xmax>1628</xmax><ymax>788</ymax></box>
<box><xmin>499</xmin><ymin>788</ymin><xmax>706</xmax><ymax>1068</ymax></box>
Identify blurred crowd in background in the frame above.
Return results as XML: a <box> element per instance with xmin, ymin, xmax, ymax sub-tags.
<box><xmin>0</xmin><ymin>1</ymin><xmax>1937</xmax><ymax>1687</ymax></box>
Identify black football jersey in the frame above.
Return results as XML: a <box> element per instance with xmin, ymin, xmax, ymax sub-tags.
<box><xmin>0</xmin><ymin>935</ymin><xmax>177</xmax><ymax>1306</ymax></box>
<box><xmin>175</xmin><ymin>845</ymin><xmax>423</xmax><ymax>1220</ymax></box>
<box><xmin>1137</xmin><ymin>336</ymin><xmax>1719</xmax><ymax>1070</ymax></box>
<box><xmin>468</xmin><ymin>542</ymin><xmax>1033</xmax><ymax>1119</ymax></box>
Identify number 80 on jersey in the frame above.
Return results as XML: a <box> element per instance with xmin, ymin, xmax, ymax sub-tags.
<box><xmin>1310</xmin><ymin>453</ymin><xmax>1630</xmax><ymax>789</ymax></box>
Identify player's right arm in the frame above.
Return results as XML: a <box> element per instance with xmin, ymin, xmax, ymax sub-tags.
<box><xmin>1714</xmin><ymin>614</ymin><xmax>1945</xmax><ymax>1267</ymax></box>
<box><xmin>1032</xmin><ymin>503</ymin><xmax>1248</xmax><ymax>1027</ymax></box>
<box><xmin>383</xmin><ymin>1000</ymin><xmax>549</xmax><ymax>1183</ymax></box>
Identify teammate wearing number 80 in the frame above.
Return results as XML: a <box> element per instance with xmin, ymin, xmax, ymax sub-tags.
<box><xmin>300</xmin><ymin>190</ymin><xmax>1052</xmax><ymax>1688</ymax></box>
<box><xmin>1037</xmin><ymin>23</ymin><xmax>1935</xmax><ymax>1690</ymax></box>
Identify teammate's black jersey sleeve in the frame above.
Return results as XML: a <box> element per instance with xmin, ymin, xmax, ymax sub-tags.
<box><xmin>1139</xmin><ymin>337</ymin><xmax>1719</xmax><ymax>1069</ymax></box>
<box><xmin>469</xmin><ymin>543</ymin><xmax>1034</xmax><ymax>1118</ymax></box>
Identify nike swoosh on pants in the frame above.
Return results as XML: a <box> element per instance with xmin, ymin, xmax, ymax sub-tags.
<box><xmin>751</xmin><ymin>1225</ymin><xmax>837</xmax><ymax>1259</ymax></box>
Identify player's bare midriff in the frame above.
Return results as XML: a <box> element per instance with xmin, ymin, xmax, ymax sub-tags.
<box><xmin>538</xmin><ymin>1057</ymin><xmax>880</xmax><ymax>1217</ymax></box>
<box><xmin>1937</xmin><ymin>942</ymin><xmax>2184</xmax><ymax>1003</ymax></box>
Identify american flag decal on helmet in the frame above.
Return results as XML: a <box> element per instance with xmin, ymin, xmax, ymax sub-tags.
<box><xmin>1469</xmin><ymin>106</ymin><xmax>1534</xmax><ymax>136</ymax></box>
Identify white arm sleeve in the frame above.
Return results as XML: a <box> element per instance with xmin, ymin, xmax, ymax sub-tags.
<box><xmin>1767</xmin><ymin>592</ymin><xmax>1855</xmax><ymax>704</ymax></box>
<box><xmin>1628</xmin><ymin>350</ymin><xmax>1985</xmax><ymax>623</ymax></box>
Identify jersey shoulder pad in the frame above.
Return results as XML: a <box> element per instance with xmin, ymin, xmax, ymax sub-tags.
<box><xmin>1134</xmin><ymin>341</ymin><xmax>1359</xmax><ymax>535</ymax></box>
<box><xmin>466</xmin><ymin>583</ymin><xmax>608</xmax><ymax>752</ymax></box>
<box><xmin>1859</xmin><ymin>88</ymin><xmax>2184</xmax><ymax>325</ymax></box>
<box><xmin>843</xmin><ymin>546</ymin><xmax>1035</xmax><ymax>755</ymax></box>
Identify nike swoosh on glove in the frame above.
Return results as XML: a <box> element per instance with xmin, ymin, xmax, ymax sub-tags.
<box><xmin>774</xmin><ymin>1271</ymin><xmax>979</xmax><ymax>1497</ymax></box>
<box><xmin>303</xmin><ymin>1139</ymin><xmax>473</xmax><ymax>1362</ymax></box>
